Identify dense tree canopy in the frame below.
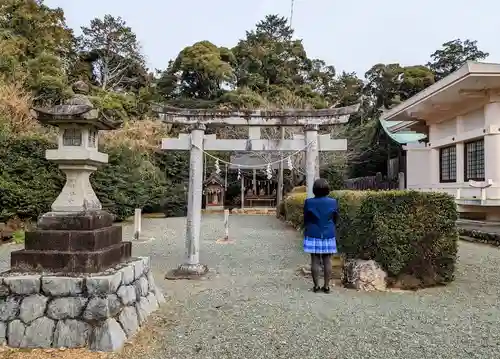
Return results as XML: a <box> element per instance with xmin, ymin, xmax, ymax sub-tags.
<box><xmin>0</xmin><ymin>2</ymin><xmax>491</xmax><ymax>178</ymax></box>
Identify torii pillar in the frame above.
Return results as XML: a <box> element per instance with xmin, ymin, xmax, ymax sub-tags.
<box><xmin>305</xmin><ymin>124</ymin><xmax>320</xmax><ymax>198</ymax></box>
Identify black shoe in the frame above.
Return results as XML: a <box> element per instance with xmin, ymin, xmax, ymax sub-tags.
<box><xmin>322</xmin><ymin>286</ymin><xmax>330</xmax><ymax>294</ymax></box>
<box><xmin>313</xmin><ymin>286</ymin><xmax>321</xmax><ymax>293</ymax></box>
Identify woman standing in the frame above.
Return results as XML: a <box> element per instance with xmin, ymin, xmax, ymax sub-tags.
<box><xmin>303</xmin><ymin>178</ymin><xmax>339</xmax><ymax>293</ymax></box>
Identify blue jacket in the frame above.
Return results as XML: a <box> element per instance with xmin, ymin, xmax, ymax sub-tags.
<box><xmin>303</xmin><ymin>196</ymin><xmax>338</xmax><ymax>239</ymax></box>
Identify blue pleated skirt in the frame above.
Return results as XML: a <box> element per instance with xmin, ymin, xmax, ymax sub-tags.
<box><xmin>303</xmin><ymin>236</ymin><xmax>337</xmax><ymax>254</ymax></box>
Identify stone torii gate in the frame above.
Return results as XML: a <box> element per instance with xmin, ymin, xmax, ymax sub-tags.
<box><xmin>155</xmin><ymin>105</ymin><xmax>359</xmax><ymax>279</ymax></box>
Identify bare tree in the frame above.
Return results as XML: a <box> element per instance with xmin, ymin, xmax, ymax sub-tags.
<box><xmin>79</xmin><ymin>15</ymin><xmax>145</xmax><ymax>91</ymax></box>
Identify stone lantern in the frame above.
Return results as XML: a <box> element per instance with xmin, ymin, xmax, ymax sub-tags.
<box><xmin>38</xmin><ymin>81</ymin><xmax>114</xmax><ymax>213</ymax></box>
<box><xmin>0</xmin><ymin>81</ymin><xmax>164</xmax><ymax>351</ymax></box>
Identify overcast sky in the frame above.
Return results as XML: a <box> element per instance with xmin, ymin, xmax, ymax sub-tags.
<box><xmin>44</xmin><ymin>0</ymin><xmax>499</xmax><ymax>77</ymax></box>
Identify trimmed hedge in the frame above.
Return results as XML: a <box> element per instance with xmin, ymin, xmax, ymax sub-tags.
<box><xmin>282</xmin><ymin>190</ymin><xmax>458</xmax><ymax>287</ymax></box>
<box><xmin>458</xmin><ymin>228</ymin><xmax>500</xmax><ymax>247</ymax></box>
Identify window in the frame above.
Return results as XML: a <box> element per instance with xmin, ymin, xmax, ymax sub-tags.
<box><xmin>88</xmin><ymin>130</ymin><xmax>97</xmax><ymax>148</ymax></box>
<box><xmin>439</xmin><ymin>145</ymin><xmax>457</xmax><ymax>182</ymax></box>
<box><xmin>465</xmin><ymin>139</ymin><xmax>485</xmax><ymax>181</ymax></box>
<box><xmin>63</xmin><ymin>128</ymin><xmax>82</xmax><ymax>146</ymax></box>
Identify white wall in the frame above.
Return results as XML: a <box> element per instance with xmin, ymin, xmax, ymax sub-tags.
<box><xmin>405</xmin><ymin>99</ymin><xmax>500</xmax><ymax>220</ymax></box>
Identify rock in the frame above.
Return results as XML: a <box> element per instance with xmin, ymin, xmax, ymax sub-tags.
<box><xmin>20</xmin><ymin>294</ymin><xmax>48</xmax><ymax>324</ymax></box>
<box><xmin>90</xmin><ymin>318</ymin><xmax>127</xmax><ymax>351</ymax></box>
<box><xmin>0</xmin><ymin>296</ymin><xmax>20</xmax><ymax>321</ymax></box>
<box><xmin>47</xmin><ymin>297</ymin><xmax>88</xmax><ymax>320</ymax></box>
<box><xmin>8</xmin><ymin>320</ymin><xmax>25</xmax><ymax>347</ymax></box>
<box><xmin>342</xmin><ymin>259</ymin><xmax>387</xmax><ymax>291</ymax></box>
<box><xmin>135</xmin><ymin>297</ymin><xmax>150</xmax><ymax>325</ymax></box>
<box><xmin>42</xmin><ymin>277</ymin><xmax>83</xmax><ymax>296</ymax></box>
<box><xmin>86</xmin><ymin>271</ymin><xmax>122</xmax><ymax>295</ymax></box>
<box><xmin>121</xmin><ymin>265</ymin><xmax>135</xmax><ymax>285</ymax></box>
<box><xmin>21</xmin><ymin>316</ymin><xmax>55</xmax><ymax>348</ymax></box>
<box><xmin>83</xmin><ymin>297</ymin><xmax>110</xmax><ymax>321</ymax></box>
<box><xmin>117</xmin><ymin>285</ymin><xmax>136</xmax><ymax>305</ymax></box>
<box><xmin>118</xmin><ymin>306</ymin><xmax>139</xmax><ymax>338</ymax></box>
<box><xmin>107</xmin><ymin>294</ymin><xmax>122</xmax><ymax>317</ymax></box>
<box><xmin>54</xmin><ymin>319</ymin><xmax>91</xmax><ymax>348</ymax></box>
<box><xmin>4</xmin><ymin>275</ymin><xmax>40</xmax><ymax>295</ymax></box>
<box><xmin>134</xmin><ymin>276</ymin><xmax>149</xmax><ymax>298</ymax></box>
<box><xmin>133</xmin><ymin>260</ymin><xmax>144</xmax><ymax>280</ymax></box>
<box><xmin>0</xmin><ymin>321</ymin><xmax>6</xmax><ymax>344</ymax></box>
<box><xmin>146</xmin><ymin>271</ymin><xmax>156</xmax><ymax>292</ymax></box>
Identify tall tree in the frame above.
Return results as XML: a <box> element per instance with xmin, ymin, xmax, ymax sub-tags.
<box><xmin>232</xmin><ymin>15</ymin><xmax>310</xmax><ymax>93</ymax></box>
<box><xmin>427</xmin><ymin>39</ymin><xmax>489</xmax><ymax>80</ymax></box>
<box><xmin>158</xmin><ymin>41</ymin><xmax>235</xmax><ymax>100</ymax></box>
<box><xmin>79</xmin><ymin>15</ymin><xmax>145</xmax><ymax>91</ymax></box>
<box><xmin>398</xmin><ymin>65</ymin><xmax>435</xmax><ymax>101</ymax></box>
<box><xmin>0</xmin><ymin>0</ymin><xmax>74</xmax><ymax>102</ymax></box>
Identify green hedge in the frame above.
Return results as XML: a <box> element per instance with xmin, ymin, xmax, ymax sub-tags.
<box><xmin>0</xmin><ymin>135</ymin><xmax>187</xmax><ymax>222</ymax></box>
<box><xmin>282</xmin><ymin>190</ymin><xmax>458</xmax><ymax>287</ymax></box>
<box><xmin>458</xmin><ymin>228</ymin><xmax>500</xmax><ymax>247</ymax></box>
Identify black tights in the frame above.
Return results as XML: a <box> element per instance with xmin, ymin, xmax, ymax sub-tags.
<box><xmin>311</xmin><ymin>254</ymin><xmax>332</xmax><ymax>289</ymax></box>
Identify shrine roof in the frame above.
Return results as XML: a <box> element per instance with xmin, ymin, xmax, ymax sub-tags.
<box><xmin>229</xmin><ymin>153</ymin><xmax>283</xmax><ymax>170</ymax></box>
<box><xmin>379</xmin><ymin>119</ymin><xmax>427</xmax><ymax>144</ymax></box>
<box><xmin>204</xmin><ymin>172</ymin><xmax>224</xmax><ymax>186</ymax></box>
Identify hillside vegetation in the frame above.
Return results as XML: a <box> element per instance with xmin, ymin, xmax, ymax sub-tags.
<box><xmin>0</xmin><ymin>0</ymin><xmax>490</xmax><ymax>224</ymax></box>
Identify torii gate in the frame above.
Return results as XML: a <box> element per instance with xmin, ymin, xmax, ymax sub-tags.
<box><xmin>155</xmin><ymin>105</ymin><xmax>360</xmax><ymax>279</ymax></box>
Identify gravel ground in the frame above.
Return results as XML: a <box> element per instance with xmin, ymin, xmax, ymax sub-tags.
<box><xmin>2</xmin><ymin>215</ymin><xmax>500</xmax><ymax>358</ymax></box>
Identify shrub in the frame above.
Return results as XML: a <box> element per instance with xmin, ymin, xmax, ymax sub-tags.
<box><xmin>91</xmin><ymin>146</ymin><xmax>169</xmax><ymax>221</ymax></box>
<box><xmin>0</xmin><ymin>135</ymin><xmax>64</xmax><ymax>221</ymax></box>
<box><xmin>458</xmin><ymin>228</ymin><xmax>500</xmax><ymax>247</ymax></box>
<box><xmin>282</xmin><ymin>190</ymin><xmax>458</xmax><ymax>287</ymax></box>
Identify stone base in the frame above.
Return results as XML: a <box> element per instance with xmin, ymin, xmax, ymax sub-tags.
<box><xmin>165</xmin><ymin>263</ymin><xmax>208</xmax><ymax>280</ymax></box>
<box><xmin>0</xmin><ymin>257</ymin><xmax>165</xmax><ymax>351</ymax></box>
<box><xmin>11</xmin><ymin>211</ymin><xmax>131</xmax><ymax>273</ymax></box>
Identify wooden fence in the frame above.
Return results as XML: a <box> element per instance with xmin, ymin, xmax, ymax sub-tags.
<box><xmin>343</xmin><ymin>172</ymin><xmax>401</xmax><ymax>191</ymax></box>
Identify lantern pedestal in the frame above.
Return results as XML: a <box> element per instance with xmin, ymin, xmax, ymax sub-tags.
<box><xmin>10</xmin><ymin>211</ymin><xmax>131</xmax><ymax>273</ymax></box>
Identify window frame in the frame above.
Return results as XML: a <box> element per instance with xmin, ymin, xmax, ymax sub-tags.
<box><xmin>464</xmin><ymin>138</ymin><xmax>485</xmax><ymax>182</ymax></box>
<box><xmin>439</xmin><ymin>145</ymin><xmax>457</xmax><ymax>183</ymax></box>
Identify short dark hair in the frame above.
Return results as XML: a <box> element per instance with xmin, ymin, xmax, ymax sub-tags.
<box><xmin>312</xmin><ymin>178</ymin><xmax>330</xmax><ymax>197</ymax></box>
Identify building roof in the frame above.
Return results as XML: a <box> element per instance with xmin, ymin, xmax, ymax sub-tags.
<box><xmin>379</xmin><ymin>119</ymin><xmax>427</xmax><ymax>144</ymax></box>
<box><xmin>381</xmin><ymin>61</ymin><xmax>500</xmax><ymax>123</ymax></box>
<box><xmin>378</xmin><ymin>61</ymin><xmax>500</xmax><ymax>144</ymax></box>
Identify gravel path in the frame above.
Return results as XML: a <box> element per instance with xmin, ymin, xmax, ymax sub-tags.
<box><xmin>2</xmin><ymin>215</ymin><xmax>500</xmax><ymax>358</ymax></box>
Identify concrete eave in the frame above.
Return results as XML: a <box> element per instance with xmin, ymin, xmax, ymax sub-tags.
<box><xmin>381</xmin><ymin>61</ymin><xmax>500</xmax><ymax>123</ymax></box>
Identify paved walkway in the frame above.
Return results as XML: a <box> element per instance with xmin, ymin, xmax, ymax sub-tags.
<box><xmin>2</xmin><ymin>215</ymin><xmax>500</xmax><ymax>358</ymax></box>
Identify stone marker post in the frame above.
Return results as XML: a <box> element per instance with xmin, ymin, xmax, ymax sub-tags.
<box><xmin>224</xmin><ymin>209</ymin><xmax>229</xmax><ymax>241</ymax></box>
<box><xmin>134</xmin><ymin>208</ymin><xmax>142</xmax><ymax>240</ymax></box>
<box><xmin>0</xmin><ymin>81</ymin><xmax>165</xmax><ymax>351</ymax></box>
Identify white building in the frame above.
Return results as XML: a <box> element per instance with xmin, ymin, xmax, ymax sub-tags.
<box><xmin>381</xmin><ymin>61</ymin><xmax>500</xmax><ymax>220</ymax></box>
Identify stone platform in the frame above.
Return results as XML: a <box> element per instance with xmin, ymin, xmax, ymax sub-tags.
<box><xmin>0</xmin><ymin>257</ymin><xmax>165</xmax><ymax>351</ymax></box>
<box><xmin>10</xmin><ymin>211</ymin><xmax>131</xmax><ymax>273</ymax></box>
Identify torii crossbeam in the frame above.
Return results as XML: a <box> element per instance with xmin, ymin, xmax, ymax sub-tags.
<box><xmin>155</xmin><ymin>105</ymin><xmax>360</xmax><ymax>279</ymax></box>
